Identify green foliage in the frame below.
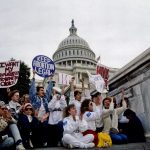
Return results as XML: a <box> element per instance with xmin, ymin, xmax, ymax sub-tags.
<box><xmin>10</xmin><ymin>61</ymin><xmax>31</xmax><ymax>97</ymax></box>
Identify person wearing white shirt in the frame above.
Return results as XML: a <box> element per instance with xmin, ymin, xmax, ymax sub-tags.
<box><xmin>47</xmin><ymin>86</ymin><xmax>67</xmax><ymax>147</ymax></box>
<box><xmin>62</xmin><ymin>104</ymin><xmax>95</xmax><ymax>149</ymax></box>
<box><xmin>80</xmin><ymin>99</ymin><xmax>100</xmax><ymax>145</ymax></box>
<box><xmin>69</xmin><ymin>77</ymin><xmax>87</xmax><ymax>116</ymax></box>
<box><xmin>91</xmin><ymin>90</ymin><xmax>103</xmax><ymax>132</ymax></box>
<box><xmin>8</xmin><ymin>90</ymin><xmax>22</xmax><ymax>120</ymax></box>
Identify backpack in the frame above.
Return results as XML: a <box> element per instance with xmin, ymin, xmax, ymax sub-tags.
<box><xmin>97</xmin><ymin>132</ymin><xmax>112</xmax><ymax>148</ymax></box>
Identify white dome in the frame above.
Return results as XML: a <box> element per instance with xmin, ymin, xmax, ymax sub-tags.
<box><xmin>53</xmin><ymin>20</ymin><xmax>96</xmax><ymax>64</ymax></box>
<box><xmin>57</xmin><ymin>35</ymin><xmax>90</xmax><ymax>50</ymax></box>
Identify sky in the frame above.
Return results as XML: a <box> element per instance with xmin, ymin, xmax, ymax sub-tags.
<box><xmin>0</xmin><ymin>0</ymin><xmax>150</xmax><ymax>78</ymax></box>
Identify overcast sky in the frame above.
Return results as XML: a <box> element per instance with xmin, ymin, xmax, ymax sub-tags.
<box><xmin>0</xmin><ymin>0</ymin><xmax>150</xmax><ymax>77</ymax></box>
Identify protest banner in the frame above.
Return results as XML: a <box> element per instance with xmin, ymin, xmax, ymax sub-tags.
<box><xmin>96</xmin><ymin>64</ymin><xmax>109</xmax><ymax>88</ymax></box>
<box><xmin>0</xmin><ymin>60</ymin><xmax>20</xmax><ymax>88</ymax></box>
<box><xmin>32</xmin><ymin>55</ymin><xmax>55</xmax><ymax>78</ymax></box>
<box><xmin>58</xmin><ymin>73</ymin><xmax>73</xmax><ymax>85</ymax></box>
<box><xmin>87</xmin><ymin>71</ymin><xmax>105</xmax><ymax>93</ymax></box>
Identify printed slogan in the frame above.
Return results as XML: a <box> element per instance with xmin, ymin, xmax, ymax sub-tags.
<box><xmin>0</xmin><ymin>61</ymin><xmax>20</xmax><ymax>88</ymax></box>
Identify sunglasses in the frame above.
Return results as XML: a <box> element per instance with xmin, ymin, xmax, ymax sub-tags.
<box><xmin>25</xmin><ymin>108</ymin><xmax>33</xmax><ymax>111</ymax></box>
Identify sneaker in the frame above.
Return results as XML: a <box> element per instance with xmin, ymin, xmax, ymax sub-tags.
<box><xmin>16</xmin><ymin>144</ymin><xmax>26</xmax><ymax>150</ymax></box>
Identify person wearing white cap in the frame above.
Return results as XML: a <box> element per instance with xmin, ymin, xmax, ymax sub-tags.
<box><xmin>91</xmin><ymin>90</ymin><xmax>103</xmax><ymax>132</ymax></box>
<box><xmin>47</xmin><ymin>85</ymin><xmax>67</xmax><ymax>147</ymax></box>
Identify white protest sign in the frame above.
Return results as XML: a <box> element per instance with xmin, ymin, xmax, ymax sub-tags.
<box><xmin>58</xmin><ymin>73</ymin><xmax>73</xmax><ymax>85</ymax></box>
<box><xmin>0</xmin><ymin>60</ymin><xmax>20</xmax><ymax>88</ymax></box>
<box><xmin>87</xmin><ymin>71</ymin><xmax>105</xmax><ymax>93</ymax></box>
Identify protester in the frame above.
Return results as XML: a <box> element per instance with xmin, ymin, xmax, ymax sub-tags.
<box><xmin>62</xmin><ymin>104</ymin><xmax>95</xmax><ymax>149</ymax></box>
<box><xmin>102</xmin><ymin>97</ymin><xmax>128</xmax><ymax>144</ymax></box>
<box><xmin>8</xmin><ymin>90</ymin><xmax>22</xmax><ymax>120</ymax></box>
<box><xmin>118</xmin><ymin>97</ymin><xmax>129</xmax><ymax>131</ymax></box>
<box><xmin>91</xmin><ymin>90</ymin><xmax>103</xmax><ymax>132</ymax></box>
<box><xmin>29</xmin><ymin>70</ymin><xmax>53</xmax><ymax>146</ymax></box>
<box><xmin>123</xmin><ymin>109</ymin><xmax>145</xmax><ymax>143</ymax></box>
<box><xmin>69</xmin><ymin>77</ymin><xmax>85</xmax><ymax>115</ymax></box>
<box><xmin>18</xmin><ymin>103</ymin><xmax>42</xmax><ymax>148</ymax></box>
<box><xmin>0</xmin><ymin>101</ymin><xmax>14</xmax><ymax>150</ymax></box>
<box><xmin>80</xmin><ymin>99</ymin><xmax>99</xmax><ymax>145</ymax></box>
<box><xmin>47</xmin><ymin>85</ymin><xmax>67</xmax><ymax>147</ymax></box>
<box><xmin>0</xmin><ymin>101</ymin><xmax>25</xmax><ymax>150</ymax></box>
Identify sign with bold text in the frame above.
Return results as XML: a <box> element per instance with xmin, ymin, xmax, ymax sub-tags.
<box><xmin>58</xmin><ymin>73</ymin><xmax>73</xmax><ymax>85</ymax></box>
<box><xmin>0</xmin><ymin>61</ymin><xmax>20</xmax><ymax>88</ymax></box>
<box><xmin>32</xmin><ymin>55</ymin><xmax>55</xmax><ymax>78</ymax></box>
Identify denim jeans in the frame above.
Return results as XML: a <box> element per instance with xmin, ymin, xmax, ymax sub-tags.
<box><xmin>110</xmin><ymin>133</ymin><xmax>128</xmax><ymax>144</ymax></box>
<box><xmin>9</xmin><ymin>123</ymin><xmax>22</xmax><ymax>145</ymax></box>
<box><xmin>0</xmin><ymin>137</ymin><xmax>14</xmax><ymax>150</ymax></box>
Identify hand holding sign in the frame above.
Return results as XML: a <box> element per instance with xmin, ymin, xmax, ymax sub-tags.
<box><xmin>32</xmin><ymin>55</ymin><xmax>55</xmax><ymax>78</ymax></box>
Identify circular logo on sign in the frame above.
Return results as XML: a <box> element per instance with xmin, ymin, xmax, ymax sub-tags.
<box><xmin>32</xmin><ymin>55</ymin><xmax>55</xmax><ymax>78</ymax></box>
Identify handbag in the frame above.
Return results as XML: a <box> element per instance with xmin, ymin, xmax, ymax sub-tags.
<box><xmin>97</xmin><ymin>132</ymin><xmax>112</xmax><ymax>148</ymax></box>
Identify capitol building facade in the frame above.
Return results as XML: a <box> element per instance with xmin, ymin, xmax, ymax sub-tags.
<box><xmin>52</xmin><ymin>20</ymin><xmax>117</xmax><ymax>89</ymax></box>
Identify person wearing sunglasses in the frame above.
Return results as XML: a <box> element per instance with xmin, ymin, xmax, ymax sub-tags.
<box><xmin>0</xmin><ymin>101</ymin><xmax>25</xmax><ymax>150</ymax></box>
<box><xmin>18</xmin><ymin>103</ymin><xmax>42</xmax><ymax>149</ymax></box>
<box><xmin>0</xmin><ymin>101</ymin><xmax>14</xmax><ymax>150</ymax></box>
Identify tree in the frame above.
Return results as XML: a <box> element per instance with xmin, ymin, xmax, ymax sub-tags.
<box><xmin>10</xmin><ymin>61</ymin><xmax>31</xmax><ymax>97</ymax></box>
<box><xmin>0</xmin><ymin>60</ymin><xmax>30</xmax><ymax>103</ymax></box>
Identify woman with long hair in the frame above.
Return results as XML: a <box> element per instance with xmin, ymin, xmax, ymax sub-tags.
<box><xmin>80</xmin><ymin>99</ymin><xmax>100</xmax><ymax>145</ymax></box>
<box><xmin>62</xmin><ymin>104</ymin><xmax>95</xmax><ymax>149</ymax></box>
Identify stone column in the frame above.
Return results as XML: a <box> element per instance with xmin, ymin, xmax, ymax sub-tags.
<box><xmin>75</xmin><ymin>73</ymin><xmax>78</xmax><ymax>84</ymax></box>
<box><xmin>71</xmin><ymin>60</ymin><xmax>72</xmax><ymax>66</ymax></box>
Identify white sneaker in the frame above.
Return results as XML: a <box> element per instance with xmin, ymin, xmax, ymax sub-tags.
<box><xmin>16</xmin><ymin>144</ymin><xmax>26</xmax><ymax>150</ymax></box>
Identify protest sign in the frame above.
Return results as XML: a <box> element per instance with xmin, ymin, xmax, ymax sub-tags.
<box><xmin>87</xmin><ymin>71</ymin><xmax>105</xmax><ymax>93</ymax></box>
<box><xmin>58</xmin><ymin>73</ymin><xmax>73</xmax><ymax>85</ymax></box>
<box><xmin>96</xmin><ymin>64</ymin><xmax>109</xmax><ymax>88</ymax></box>
<box><xmin>0</xmin><ymin>60</ymin><xmax>20</xmax><ymax>88</ymax></box>
<box><xmin>32</xmin><ymin>55</ymin><xmax>55</xmax><ymax>78</ymax></box>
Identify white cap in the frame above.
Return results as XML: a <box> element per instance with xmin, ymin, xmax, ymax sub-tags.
<box><xmin>53</xmin><ymin>87</ymin><xmax>62</xmax><ymax>94</ymax></box>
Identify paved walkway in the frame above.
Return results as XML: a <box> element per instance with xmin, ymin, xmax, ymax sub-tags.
<box><xmin>30</xmin><ymin>142</ymin><xmax>150</xmax><ymax>150</ymax></box>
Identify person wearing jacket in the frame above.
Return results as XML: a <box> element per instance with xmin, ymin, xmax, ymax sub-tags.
<box><xmin>123</xmin><ymin>109</ymin><xmax>145</xmax><ymax>143</ymax></box>
<box><xmin>102</xmin><ymin>97</ymin><xmax>128</xmax><ymax>144</ymax></box>
<box><xmin>62</xmin><ymin>104</ymin><xmax>95</xmax><ymax>149</ymax></box>
<box><xmin>29</xmin><ymin>70</ymin><xmax>53</xmax><ymax>146</ymax></box>
<box><xmin>0</xmin><ymin>102</ymin><xmax>14</xmax><ymax>150</ymax></box>
<box><xmin>18</xmin><ymin>103</ymin><xmax>42</xmax><ymax>148</ymax></box>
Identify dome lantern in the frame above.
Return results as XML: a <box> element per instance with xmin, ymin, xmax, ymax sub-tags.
<box><xmin>69</xmin><ymin>19</ymin><xmax>77</xmax><ymax>35</ymax></box>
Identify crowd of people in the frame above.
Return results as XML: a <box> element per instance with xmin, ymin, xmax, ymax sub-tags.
<box><xmin>0</xmin><ymin>71</ymin><xmax>146</xmax><ymax>150</ymax></box>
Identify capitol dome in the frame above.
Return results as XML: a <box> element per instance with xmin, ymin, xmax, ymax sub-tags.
<box><xmin>53</xmin><ymin>20</ymin><xmax>97</xmax><ymax>67</ymax></box>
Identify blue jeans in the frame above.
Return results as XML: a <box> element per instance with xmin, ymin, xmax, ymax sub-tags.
<box><xmin>110</xmin><ymin>133</ymin><xmax>128</xmax><ymax>144</ymax></box>
<box><xmin>0</xmin><ymin>137</ymin><xmax>14</xmax><ymax>150</ymax></box>
<box><xmin>9</xmin><ymin>123</ymin><xmax>22</xmax><ymax>145</ymax></box>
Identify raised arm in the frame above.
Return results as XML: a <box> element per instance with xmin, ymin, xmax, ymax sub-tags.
<box><xmin>29</xmin><ymin>70</ymin><xmax>36</xmax><ymax>103</ymax></box>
